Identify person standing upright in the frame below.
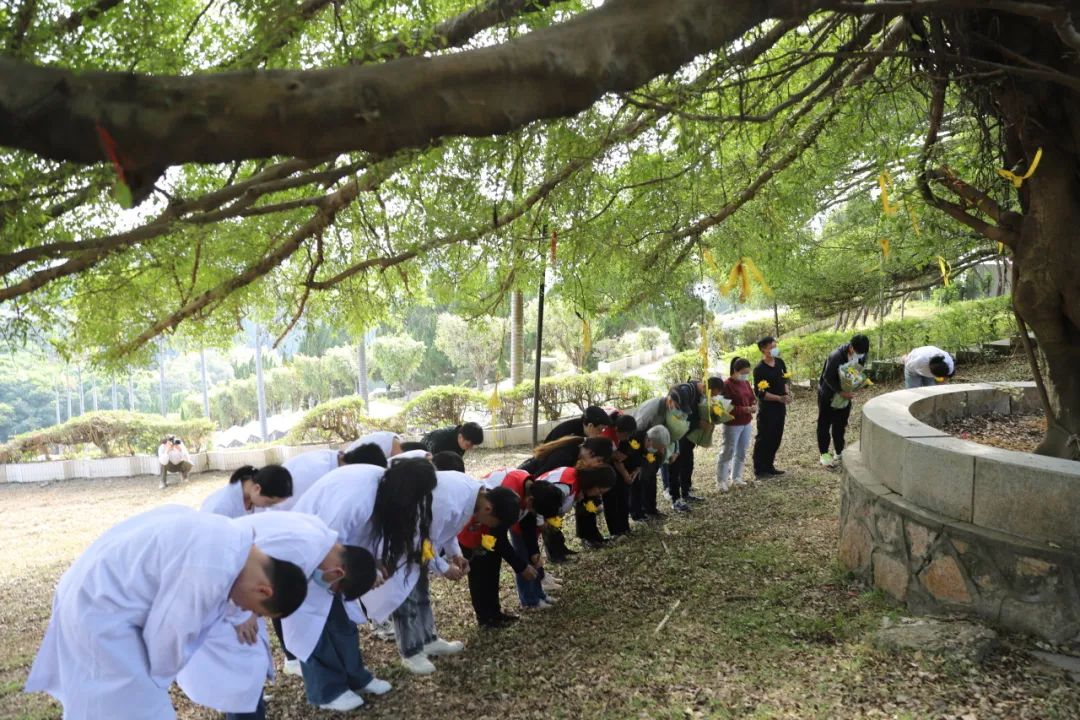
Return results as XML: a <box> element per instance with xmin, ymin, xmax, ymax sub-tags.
<box><xmin>752</xmin><ymin>336</ymin><xmax>790</xmax><ymax>479</ymax></box>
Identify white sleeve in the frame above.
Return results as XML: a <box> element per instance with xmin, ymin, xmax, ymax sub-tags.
<box><xmin>143</xmin><ymin>565</ymin><xmax>234</xmax><ymax>682</ymax></box>
<box><xmin>157</xmin><ymin>445</ymin><xmax>169</xmax><ymax>464</ymax></box>
<box><xmin>430</xmin><ymin>555</ymin><xmax>450</xmax><ymax>575</ymax></box>
<box><xmin>441</xmin><ymin>536</ymin><xmax>462</xmax><ymax>559</ymax></box>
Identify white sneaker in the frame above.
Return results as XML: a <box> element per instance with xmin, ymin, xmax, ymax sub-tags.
<box><xmin>422</xmin><ymin>638</ymin><xmax>464</xmax><ymax>656</ymax></box>
<box><xmin>541</xmin><ymin>576</ymin><xmax>562</xmax><ymax>592</ymax></box>
<box><xmin>282</xmin><ymin>658</ymin><xmax>302</xmax><ymax>676</ymax></box>
<box><xmin>820</xmin><ymin>452</ymin><xmax>837</xmax><ymax>468</ymax></box>
<box><xmin>717</xmin><ymin>481</ymin><xmax>730</xmax><ymax>493</ymax></box>
<box><xmin>523</xmin><ymin>598</ymin><xmax>555</xmax><ymax>610</ymax></box>
<box><xmin>734</xmin><ymin>478</ymin><xmax>748</xmax><ymax>487</ymax></box>
<box><xmin>401</xmin><ymin>653</ymin><xmax>437</xmax><ymax>674</ymax></box>
<box><xmin>544</xmin><ymin>573</ymin><xmax>562</xmax><ymax>584</ymax></box>
<box><xmin>319</xmin><ymin>690</ymin><xmax>364</xmax><ymax>711</ymax></box>
<box><xmin>359</xmin><ymin>677</ymin><xmax>392</xmax><ymax>695</ymax></box>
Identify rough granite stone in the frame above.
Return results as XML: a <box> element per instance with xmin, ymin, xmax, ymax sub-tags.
<box><xmin>906</xmin><ymin>522</ymin><xmax>935</xmax><ymax>562</ymax></box>
<box><xmin>920</xmin><ymin>555</ymin><xmax>972</xmax><ymax>604</ymax></box>
<box><xmin>839</xmin><ymin>519</ymin><xmax>873</xmax><ymax>573</ymax></box>
<box><xmin>873</xmin><ymin>618</ymin><xmax>998</xmax><ymax>663</ymax></box>
<box><xmin>873</xmin><ymin>551</ymin><xmax>910</xmax><ymax>601</ymax></box>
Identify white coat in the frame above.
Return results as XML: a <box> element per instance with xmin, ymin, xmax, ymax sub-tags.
<box><xmin>359</xmin><ymin>470</ymin><xmax>480</xmax><ymax>622</ymax></box>
<box><xmin>346</xmin><ymin>430</ymin><xmax>400</xmax><ymax>458</ymax></box>
<box><xmin>200</xmin><ymin>480</ymin><xmax>249</xmax><ymax>517</ymax></box>
<box><xmin>287</xmin><ymin>464</ymin><xmax>384</xmax><ymax>659</ymax></box>
<box><xmin>176</xmin><ymin>512</ymin><xmax>337</xmax><ymax>713</ymax></box>
<box><xmin>25</xmin><ymin>506</ymin><xmax>252</xmax><ymax>720</ymax></box>
<box><xmin>276</xmin><ymin>448</ymin><xmax>340</xmax><ymax>511</ymax></box>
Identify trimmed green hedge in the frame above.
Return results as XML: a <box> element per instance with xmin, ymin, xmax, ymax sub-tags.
<box><xmin>658</xmin><ymin>350</ymin><xmax>706</xmax><ymax>388</ymax></box>
<box><xmin>403</xmin><ymin>385</ymin><xmax>486</xmax><ymax>429</ymax></box>
<box><xmin>495</xmin><ymin>373</ymin><xmax>657</xmax><ymax>426</ymax></box>
<box><xmin>722</xmin><ymin>296</ymin><xmax>1016</xmax><ymax>382</ymax></box>
<box><xmin>0</xmin><ymin>411</ymin><xmax>214</xmax><ymax>462</ymax></box>
<box><xmin>287</xmin><ymin>395</ymin><xmax>406</xmax><ymax>444</ymax></box>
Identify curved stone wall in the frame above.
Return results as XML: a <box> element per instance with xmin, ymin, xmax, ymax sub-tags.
<box><xmin>839</xmin><ymin>383</ymin><xmax>1080</xmax><ymax>646</ymax></box>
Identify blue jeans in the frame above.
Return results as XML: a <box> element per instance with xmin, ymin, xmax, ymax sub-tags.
<box><xmin>509</xmin><ymin>531</ymin><xmax>547</xmax><ymax>607</ymax></box>
<box><xmin>300</xmin><ymin>594</ymin><xmax>374</xmax><ymax>705</ymax></box>
<box><xmin>905</xmin><ymin>369</ymin><xmax>937</xmax><ymax>388</ymax></box>
<box><xmin>226</xmin><ymin>694</ymin><xmax>265</xmax><ymax>720</ymax></box>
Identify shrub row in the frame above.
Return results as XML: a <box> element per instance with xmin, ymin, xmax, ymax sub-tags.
<box><xmin>0</xmin><ymin>411</ymin><xmax>215</xmax><ymax>463</ymax></box>
<box><xmin>722</xmin><ymin>296</ymin><xmax>1016</xmax><ymax>382</ymax></box>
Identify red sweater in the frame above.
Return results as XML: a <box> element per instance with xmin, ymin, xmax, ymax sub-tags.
<box><xmin>721</xmin><ymin>377</ymin><xmax>756</xmax><ymax>426</ymax></box>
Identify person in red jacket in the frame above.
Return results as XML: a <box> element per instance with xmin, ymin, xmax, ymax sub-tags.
<box><xmin>717</xmin><ymin>357</ymin><xmax>757</xmax><ymax>492</ymax></box>
<box><xmin>458</xmin><ymin>469</ymin><xmax>565</xmax><ymax>628</ymax></box>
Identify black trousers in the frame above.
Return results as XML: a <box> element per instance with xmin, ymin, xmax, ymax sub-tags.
<box><xmin>629</xmin><ymin>463</ymin><xmax>660</xmax><ymax>518</ymax></box>
<box><xmin>752</xmin><ymin>403</ymin><xmax>786</xmax><ymax>474</ymax></box>
<box><xmin>272</xmin><ymin>617</ymin><xmax>295</xmax><ymax>661</ymax></box>
<box><xmin>463</xmin><ymin>547</ymin><xmax>503</xmax><ymax>624</ymax></box>
<box><xmin>574</xmin><ymin>499</ymin><xmax>606</xmax><ymax>543</ymax></box>
<box><xmin>543</xmin><ymin>525</ymin><xmax>571</xmax><ymax>562</ymax></box>
<box><xmin>816</xmin><ymin>393</ymin><xmax>852</xmax><ymax>455</ymax></box>
<box><xmin>603</xmin><ymin>480</ymin><xmax>631</xmax><ymax>535</ymax></box>
<box><xmin>667</xmin><ymin>437</ymin><xmax>695</xmax><ymax>502</ymax></box>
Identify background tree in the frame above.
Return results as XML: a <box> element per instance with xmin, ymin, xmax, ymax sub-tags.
<box><xmin>434</xmin><ymin>313</ymin><xmax>506</xmax><ymax>389</ymax></box>
<box><xmin>370</xmin><ymin>334</ymin><xmax>425</xmax><ymax>394</ymax></box>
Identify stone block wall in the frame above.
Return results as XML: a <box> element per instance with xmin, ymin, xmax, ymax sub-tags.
<box><xmin>841</xmin><ymin>434</ymin><xmax>1080</xmax><ymax>647</ymax></box>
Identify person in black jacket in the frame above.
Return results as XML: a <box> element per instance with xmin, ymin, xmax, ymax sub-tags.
<box><xmin>421</xmin><ymin>421</ymin><xmax>484</xmax><ymax>456</ymax></box>
<box><xmin>543</xmin><ymin>405</ymin><xmax>611</xmax><ymax>443</ymax></box>
<box><xmin>752</xmin><ymin>336</ymin><xmax>791</xmax><ymax>478</ymax></box>
<box><xmin>816</xmin><ymin>334</ymin><xmax>870</xmax><ymax>468</ymax></box>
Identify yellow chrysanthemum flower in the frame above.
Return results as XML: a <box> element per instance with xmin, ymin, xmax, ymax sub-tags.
<box><xmin>645</xmin><ymin>452</ymin><xmax>656</xmax><ymax>463</ymax></box>
<box><xmin>935</xmin><ymin>376</ymin><xmax>945</xmax><ymax>383</ymax></box>
<box><xmin>757</xmin><ymin>380</ymin><xmax>770</xmax><ymax>391</ymax></box>
<box><xmin>421</xmin><ymin>539</ymin><xmax>435</xmax><ymax>563</ymax></box>
<box><xmin>584</xmin><ymin>500</ymin><xmax>598</xmax><ymax>513</ymax></box>
<box><xmin>546</xmin><ymin>517</ymin><xmax>563</xmax><ymax>530</ymax></box>
<box><xmin>480</xmin><ymin>534</ymin><xmax>497</xmax><ymax>551</ymax></box>
<box><xmin>629</xmin><ymin>439</ymin><xmax>641</xmax><ymax>450</ymax></box>
<box><xmin>782</xmin><ymin>371</ymin><xmax>792</xmax><ymax>379</ymax></box>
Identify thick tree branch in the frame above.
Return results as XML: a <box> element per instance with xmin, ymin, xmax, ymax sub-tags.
<box><xmin>60</xmin><ymin>0</ymin><xmax>124</xmax><ymax>35</ymax></box>
<box><xmin>0</xmin><ymin>0</ymin><xmax>829</xmax><ymax>190</ymax></box>
<box><xmin>112</xmin><ymin>155</ymin><xmax>408</xmax><ymax>355</ymax></box>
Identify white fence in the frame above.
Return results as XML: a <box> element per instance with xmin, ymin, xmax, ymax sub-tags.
<box><xmin>0</xmin><ymin>418</ymin><xmax>571</xmax><ymax>484</ymax></box>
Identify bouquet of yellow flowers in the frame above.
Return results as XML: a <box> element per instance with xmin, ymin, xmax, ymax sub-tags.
<box><xmin>831</xmin><ymin>361</ymin><xmax>869</xmax><ymax>409</ymax></box>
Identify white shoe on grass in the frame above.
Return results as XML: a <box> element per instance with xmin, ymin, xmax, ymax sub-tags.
<box><xmin>734</xmin><ymin>478</ymin><xmax>748</xmax><ymax>487</ymax></box>
<box><xmin>401</xmin><ymin>653</ymin><xmax>437</xmax><ymax>675</ymax></box>
<box><xmin>820</xmin><ymin>452</ymin><xmax>838</xmax><ymax>468</ymax></box>
<box><xmin>359</xmin><ymin>677</ymin><xmax>392</xmax><ymax>695</ymax></box>
<box><xmin>422</xmin><ymin>638</ymin><xmax>464</xmax><ymax>656</ymax></box>
<box><xmin>319</xmin><ymin>690</ymin><xmax>364</xmax><ymax>711</ymax></box>
<box><xmin>541</xmin><ymin>576</ymin><xmax>562</xmax><ymax>592</ymax></box>
<box><xmin>282</xmin><ymin>658</ymin><xmax>302</xmax><ymax>676</ymax></box>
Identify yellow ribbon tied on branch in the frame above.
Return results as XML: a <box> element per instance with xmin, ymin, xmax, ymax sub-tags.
<box><xmin>996</xmin><ymin>148</ymin><xmax>1043</xmax><ymax>189</ymax></box>
<box><xmin>699</xmin><ymin>321</ymin><xmax>710</xmax><ymax>375</ymax></box>
<box><xmin>702</xmin><ymin>248</ymin><xmax>720</xmax><ymax>274</ymax></box>
<box><xmin>582</xmin><ymin>316</ymin><xmax>592</xmax><ymax>356</ymax></box>
<box><xmin>878</xmin><ymin>172</ymin><xmax>898</xmax><ymax>216</ymax></box>
<box><xmin>937</xmin><ymin>255</ymin><xmax>952</xmax><ymax>287</ymax></box>
<box><xmin>487</xmin><ymin>386</ymin><xmax>501</xmax><ymax>412</ymax></box>
<box><xmin>879</xmin><ymin>238</ymin><xmax>891</xmax><ymax>260</ymax></box>
<box><xmin>721</xmin><ymin>257</ymin><xmax>772</xmax><ymax>303</ymax></box>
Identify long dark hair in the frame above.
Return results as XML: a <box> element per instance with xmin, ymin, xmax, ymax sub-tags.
<box><xmin>532</xmin><ymin>435</ymin><xmax>583</xmax><ymax>459</ymax></box>
<box><xmin>729</xmin><ymin>356</ymin><xmax>751</xmax><ymax>376</ymax></box>
<box><xmin>229</xmin><ymin>464</ymin><xmax>293</xmax><ymax>499</ymax></box>
<box><xmin>369</xmin><ymin>458</ymin><xmax>436</xmax><ymax>578</ymax></box>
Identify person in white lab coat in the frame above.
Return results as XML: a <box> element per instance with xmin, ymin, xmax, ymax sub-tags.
<box><xmin>377</xmin><ymin>468</ymin><xmax>520</xmax><ymax>675</ymax></box>
<box><xmin>270</xmin><ymin>442</ymin><xmax>389</xmax><ymax>673</ymax></box>
<box><xmin>289</xmin><ymin>458</ymin><xmax>437</xmax><ymax>711</ymax></box>
<box><xmin>346</xmin><ymin>430</ymin><xmax>402</xmax><ymax>459</ymax></box>
<box><xmin>177</xmin><ymin>512</ymin><xmax>381</xmax><ymax>718</ymax></box>
<box><xmin>24</xmin><ymin>505</ymin><xmax>308</xmax><ymax>720</ymax></box>
<box><xmin>201</xmin><ymin>464</ymin><xmax>294</xmax><ymax>517</ymax></box>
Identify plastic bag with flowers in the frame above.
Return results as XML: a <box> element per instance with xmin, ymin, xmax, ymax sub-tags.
<box><xmin>831</xmin><ymin>360</ymin><xmax>872</xmax><ymax>409</ymax></box>
<box><xmin>686</xmin><ymin>396</ymin><xmax>734</xmax><ymax>448</ymax></box>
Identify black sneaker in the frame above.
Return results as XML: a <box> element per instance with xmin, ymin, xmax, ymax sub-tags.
<box><xmin>768</xmin><ymin>468</ymin><xmax>787</xmax><ymax>476</ymax></box>
<box><xmin>685</xmin><ymin>493</ymin><xmax>706</xmax><ymax>503</ymax></box>
<box><xmin>581</xmin><ymin>538</ymin><xmax>609</xmax><ymax>550</ymax></box>
<box><xmin>496</xmin><ymin>612</ymin><xmax>520</xmax><ymax>624</ymax></box>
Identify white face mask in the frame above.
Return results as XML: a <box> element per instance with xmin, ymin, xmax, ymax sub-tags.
<box><xmin>312</xmin><ymin>571</ymin><xmax>335</xmax><ymax>593</ymax></box>
<box><xmin>738</xmin><ymin>373</ymin><xmax>751</xmax><ymax>382</ymax></box>
<box><xmin>769</xmin><ymin>347</ymin><xmax>781</xmax><ymax>358</ymax></box>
